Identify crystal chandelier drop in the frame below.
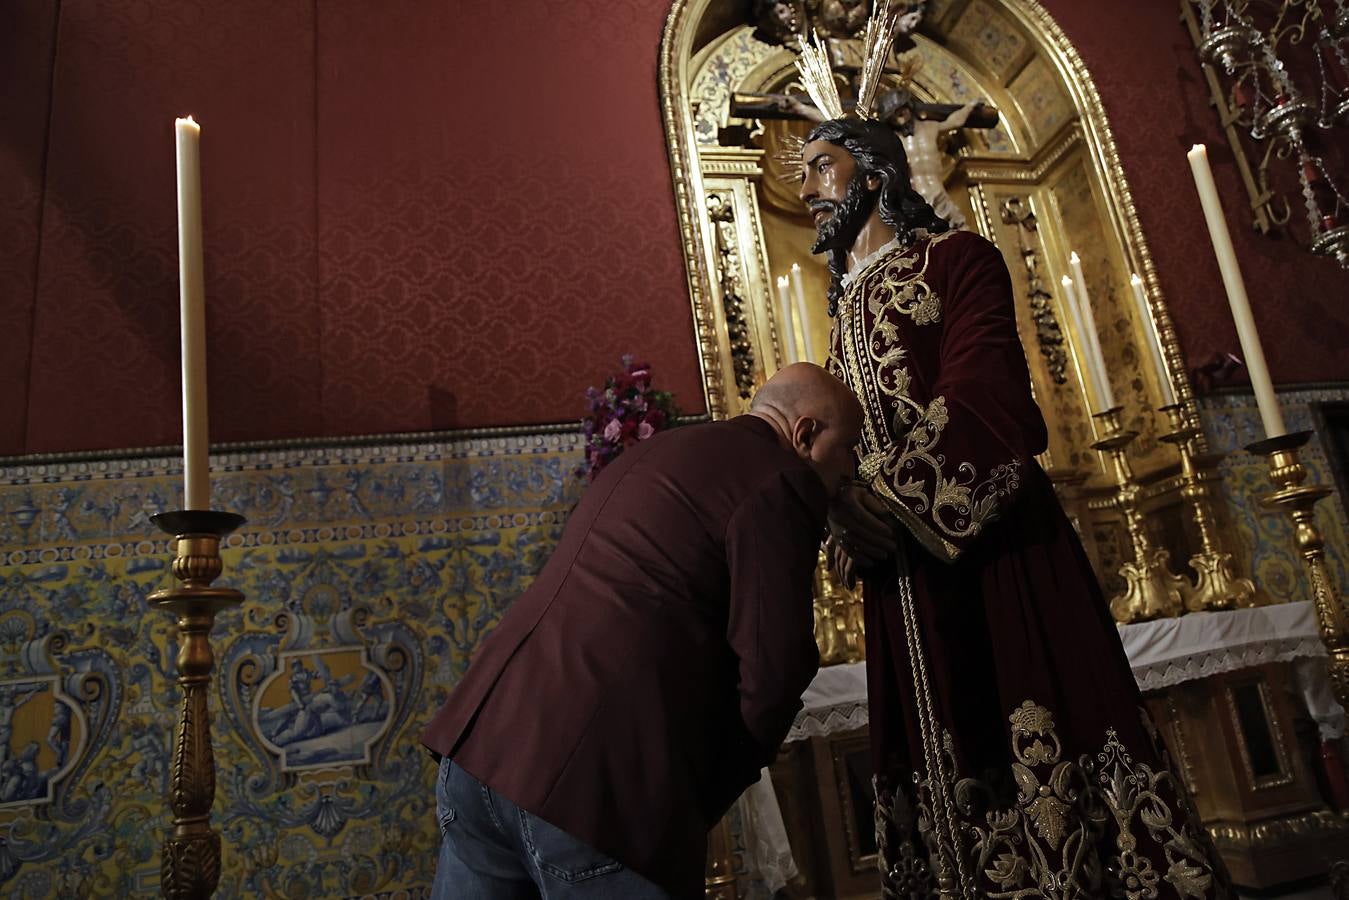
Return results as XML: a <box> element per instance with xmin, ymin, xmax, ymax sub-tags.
<box><xmin>1184</xmin><ymin>0</ymin><xmax>1349</xmax><ymax>267</ymax></box>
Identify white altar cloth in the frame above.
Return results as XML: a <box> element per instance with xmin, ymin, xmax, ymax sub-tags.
<box><xmin>1118</xmin><ymin>601</ymin><xmax>1326</xmax><ymax>691</ymax></box>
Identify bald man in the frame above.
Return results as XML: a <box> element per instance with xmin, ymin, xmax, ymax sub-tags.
<box><xmin>422</xmin><ymin>364</ymin><xmax>862</xmax><ymax>899</ymax></box>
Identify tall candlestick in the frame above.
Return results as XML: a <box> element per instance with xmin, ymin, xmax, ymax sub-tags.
<box><xmin>1068</xmin><ymin>252</ymin><xmax>1115</xmax><ymax>412</ymax></box>
<box><xmin>789</xmin><ymin>263</ymin><xmax>817</xmax><ymax>362</ymax></box>
<box><xmin>1187</xmin><ymin>144</ymin><xmax>1286</xmax><ymax>437</ymax></box>
<box><xmin>175</xmin><ymin>116</ymin><xmax>209</xmax><ymax>509</ymax></box>
<box><xmin>776</xmin><ymin>275</ymin><xmax>798</xmax><ymax>364</ymax></box>
<box><xmin>1130</xmin><ymin>274</ymin><xmax>1176</xmax><ymax>407</ymax></box>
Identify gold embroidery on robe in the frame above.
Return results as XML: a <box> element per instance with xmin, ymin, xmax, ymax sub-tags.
<box><xmin>875</xmin><ymin>700</ymin><xmax>1228</xmax><ymax>900</ymax></box>
<box><xmin>830</xmin><ymin>232</ymin><xmax>1018</xmax><ymax>562</ymax></box>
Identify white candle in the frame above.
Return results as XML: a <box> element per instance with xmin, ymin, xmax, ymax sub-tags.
<box><xmin>175</xmin><ymin>116</ymin><xmax>210</xmax><ymax>509</ymax></box>
<box><xmin>776</xmin><ymin>275</ymin><xmax>798</xmax><ymax>364</ymax></box>
<box><xmin>1130</xmin><ymin>273</ymin><xmax>1176</xmax><ymax>407</ymax></box>
<box><xmin>1061</xmin><ymin>275</ymin><xmax>1104</xmax><ymax>414</ymax></box>
<box><xmin>1068</xmin><ymin>252</ymin><xmax>1114</xmax><ymax>412</ymax></box>
<box><xmin>789</xmin><ymin>263</ymin><xmax>816</xmax><ymax>362</ymax></box>
<box><xmin>1186</xmin><ymin>144</ymin><xmax>1286</xmax><ymax>437</ymax></box>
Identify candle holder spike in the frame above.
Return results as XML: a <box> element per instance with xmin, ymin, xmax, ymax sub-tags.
<box><xmin>1092</xmin><ymin>407</ymin><xmax>1192</xmax><ymax>623</ymax></box>
<box><xmin>1246</xmin><ymin>432</ymin><xmax>1349</xmax><ymax>710</ymax></box>
<box><xmin>1158</xmin><ymin>404</ymin><xmax>1259</xmax><ymax>611</ymax></box>
<box><xmin>147</xmin><ymin>509</ymin><xmax>245</xmax><ymax>900</ymax></box>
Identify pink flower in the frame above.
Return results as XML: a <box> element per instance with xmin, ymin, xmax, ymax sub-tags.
<box><xmin>603</xmin><ymin>419</ymin><xmax>622</xmax><ymax>442</ymax></box>
<box><xmin>638</xmin><ymin>422</ymin><xmax>654</xmax><ymax>440</ymax></box>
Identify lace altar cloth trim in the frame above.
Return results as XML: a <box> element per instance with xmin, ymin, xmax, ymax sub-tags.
<box><xmin>785</xmin><ymin>661</ymin><xmax>868</xmax><ymax>743</ymax></box>
<box><xmin>784</xmin><ymin>699</ymin><xmax>869</xmax><ymax>743</ymax></box>
<box><xmin>1118</xmin><ymin>601</ymin><xmax>1324</xmax><ymax>691</ymax></box>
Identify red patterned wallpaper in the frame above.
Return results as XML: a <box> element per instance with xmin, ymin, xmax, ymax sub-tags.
<box><xmin>2</xmin><ymin>0</ymin><xmax>699</xmax><ymax>455</ymax></box>
<box><xmin>0</xmin><ymin>1</ymin><xmax>58</xmax><ymax>454</ymax></box>
<box><xmin>2</xmin><ymin>0</ymin><xmax>1344</xmax><ymax>456</ymax></box>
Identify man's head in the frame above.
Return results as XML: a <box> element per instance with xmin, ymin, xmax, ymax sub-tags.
<box><xmin>750</xmin><ymin>363</ymin><xmax>863</xmax><ymax>496</ymax></box>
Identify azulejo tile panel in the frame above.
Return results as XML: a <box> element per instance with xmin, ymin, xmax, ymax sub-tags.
<box><xmin>0</xmin><ymin>431</ymin><xmax>584</xmax><ymax>898</ymax></box>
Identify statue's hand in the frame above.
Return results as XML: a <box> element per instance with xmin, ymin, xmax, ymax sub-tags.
<box><xmin>828</xmin><ymin>483</ymin><xmax>897</xmax><ymax>568</ymax></box>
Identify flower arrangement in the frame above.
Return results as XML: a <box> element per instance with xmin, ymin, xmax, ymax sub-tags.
<box><xmin>579</xmin><ymin>356</ymin><xmax>680</xmax><ymax>481</ymax></box>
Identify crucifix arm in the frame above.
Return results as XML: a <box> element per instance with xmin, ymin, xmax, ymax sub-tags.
<box><xmin>730</xmin><ymin>92</ymin><xmax>827</xmax><ymax>122</ymax></box>
<box><xmin>911</xmin><ymin>100</ymin><xmax>1000</xmax><ymax>129</ymax></box>
<box><xmin>936</xmin><ymin>101</ymin><xmax>980</xmax><ymax>130</ymax></box>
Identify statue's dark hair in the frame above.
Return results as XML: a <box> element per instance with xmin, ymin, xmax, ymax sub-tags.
<box><xmin>805</xmin><ymin>118</ymin><xmax>949</xmax><ymax>315</ymax></box>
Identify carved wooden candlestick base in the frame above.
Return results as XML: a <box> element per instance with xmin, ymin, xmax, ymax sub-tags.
<box><xmin>147</xmin><ymin>510</ymin><xmax>246</xmax><ymax>900</ymax></box>
<box><xmin>1158</xmin><ymin>403</ymin><xmax>1258</xmax><ymax>611</ymax></box>
<box><xmin>1091</xmin><ymin>407</ymin><xmax>1191</xmax><ymax>623</ymax></box>
<box><xmin>1246</xmin><ymin>432</ymin><xmax>1349</xmax><ymax>711</ymax></box>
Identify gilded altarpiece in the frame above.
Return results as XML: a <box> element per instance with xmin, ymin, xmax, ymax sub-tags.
<box><xmin>662</xmin><ymin>0</ymin><xmax>1212</xmax><ymax>601</ymax></box>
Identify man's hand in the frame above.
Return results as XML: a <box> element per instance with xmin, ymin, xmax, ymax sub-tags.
<box><xmin>828</xmin><ymin>483</ymin><xmax>897</xmax><ymax>567</ymax></box>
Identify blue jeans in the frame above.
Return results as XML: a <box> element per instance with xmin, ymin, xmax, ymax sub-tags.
<box><xmin>431</xmin><ymin>757</ymin><xmax>670</xmax><ymax>899</ymax></box>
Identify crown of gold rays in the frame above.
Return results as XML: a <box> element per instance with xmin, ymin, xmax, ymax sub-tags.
<box><xmin>772</xmin><ymin>134</ymin><xmax>808</xmax><ymax>183</ymax></box>
<box><xmin>793</xmin><ymin>30</ymin><xmax>847</xmax><ymax>121</ymax></box>
<box><xmin>855</xmin><ymin>2</ymin><xmax>904</xmax><ymax>119</ymax></box>
<box><xmin>777</xmin><ymin>1</ymin><xmax>906</xmax><ymax>182</ymax></box>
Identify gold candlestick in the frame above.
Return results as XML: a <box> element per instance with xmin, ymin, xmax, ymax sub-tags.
<box><xmin>1159</xmin><ymin>403</ymin><xmax>1258</xmax><ymax>611</ymax></box>
<box><xmin>147</xmin><ymin>509</ymin><xmax>246</xmax><ymax>900</ymax></box>
<box><xmin>1246</xmin><ymin>432</ymin><xmax>1349</xmax><ymax>710</ymax></box>
<box><xmin>1091</xmin><ymin>407</ymin><xmax>1191</xmax><ymax>623</ymax></box>
<box><xmin>813</xmin><ymin>546</ymin><xmax>865</xmax><ymax>665</ymax></box>
<box><xmin>704</xmin><ymin>815</ymin><xmax>738</xmax><ymax>899</ymax></box>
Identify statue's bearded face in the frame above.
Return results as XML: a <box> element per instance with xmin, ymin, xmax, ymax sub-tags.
<box><xmin>799</xmin><ymin>139</ymin><xmax>878</xmax><ymax>254</ymax></box>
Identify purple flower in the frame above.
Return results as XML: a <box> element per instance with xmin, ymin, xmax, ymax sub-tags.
<box><xmin>603</xmin><ymin>419</ymin><xmax>622</xmax><ymax>442</ymax></box>
<box><xmin>638</xmin><ymin>422</ymin><xmax>654</xmax><ymax>441</ymax></box>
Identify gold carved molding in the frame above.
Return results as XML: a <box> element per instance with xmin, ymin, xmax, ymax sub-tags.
<box><xmin>659</xmin><ymin>1</ymin><xmax>725</xmax><ymax>419</ymax></box>
<box><xmin>1206</xmin><ymin>809</ymin><xmax>1349</xmax><ymax>852</ymax></box>
<box><xmin>961</xmin><ymin>122</ymin><xmax>1083</xmax><ymax>185</ymax></box>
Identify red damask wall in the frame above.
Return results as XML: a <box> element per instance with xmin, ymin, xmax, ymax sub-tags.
<box><xmin>2</xmin><ymin>1</ymin><xmax>1345</xmax><ymax>456</ymax></box>
<box><xmin>1</xmin><ymin>0</ymin><xmax>701</xmax><ymax>455</ymax></box>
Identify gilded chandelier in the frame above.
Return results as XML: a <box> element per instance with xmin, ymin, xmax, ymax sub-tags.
<box><xmin>1184</xmin><ymin>0</ymin><xmax>1349</xmax><ymax>267</ymax></box>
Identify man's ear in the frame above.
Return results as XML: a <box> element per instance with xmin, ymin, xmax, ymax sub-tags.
<box><xmin>790</xmin><ymin>416</ymin><xmax>819</xmax><ymax>456</ymax></box>
<box><xmin>866</xmin><ymin>172</ymin><xmax>882</xmax><ymax>191</ymax></box>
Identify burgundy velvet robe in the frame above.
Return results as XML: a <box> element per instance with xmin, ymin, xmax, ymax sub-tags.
<box><xmin>826</xmin><ymin>230</ymin><xmax>1229</xmax><ymax>898</ymax></box>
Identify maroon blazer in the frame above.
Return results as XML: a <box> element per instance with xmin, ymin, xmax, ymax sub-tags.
<box><xmin>420</xmin><ymin>416</ymin><xmax>826</xmax><ymax>897</ymax></box>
